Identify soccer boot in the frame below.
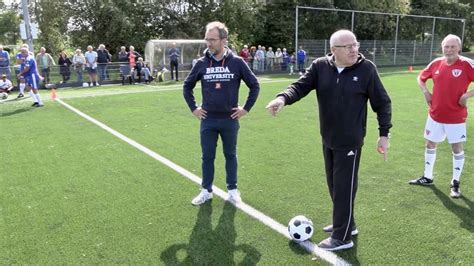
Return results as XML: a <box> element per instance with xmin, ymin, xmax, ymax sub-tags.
<box><xmin>450</xmin><ymin>180</ymin><xmax>461</xmax><ymax>198</ymax></box>
<box><xmin>409</xmin><ymin>176</ymin><xmax>433</xmax><ymax>185</ymax></box>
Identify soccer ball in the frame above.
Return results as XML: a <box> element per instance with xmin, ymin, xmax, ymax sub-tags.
<box><xmin>82</xmin><ymin>82</ymin><xmax>89</xmax><ymax>87</ymax></box>
<box><xmin>288</xmin><ymin>215</ymin><xmax>314</xmax><ymax>242</ymax></box>
<box><xmin>0</xmin><ymin>92</ymin><xmax>8</xmax><ymax>100</ymax></box>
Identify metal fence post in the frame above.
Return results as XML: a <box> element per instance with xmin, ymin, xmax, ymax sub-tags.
<box><xmin>412</xmin><ymin>40</ymin><xmax>416</xmax><ymax>65</ymax></box>
<box><xmin>430</xmin><ymin>17</ymin><xmax>436</xmax><ymax>61</ymax></box>
<box><xmin>394</xmin><ymin>15</ymin><xmax>399</xmax><ymax>65</ymax></box>
<box><xmin>373</xmin><ymin>39</ymin><xmax>376</xmax><ymax>63</ymax></box>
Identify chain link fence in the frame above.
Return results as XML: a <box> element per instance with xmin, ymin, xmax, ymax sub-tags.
<box><xmin>296</xmin><ymin>6</ymin><xmax>466</xmax><ymax>66</ymax></box>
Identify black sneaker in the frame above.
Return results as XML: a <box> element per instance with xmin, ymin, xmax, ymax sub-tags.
<box><xmin>318</xmin><ymin>237</ymin><xmax>354</xmax><ymax>251</ymax></box>
<box><xmin>409</xmin><ymin>176</ymin><xmax>433</xmax><ymax>185</ymax></box>
<box><xmin>450</xmin><ymin>180</ymin><xmax>461</xmax><ymax>198</ymax></box>
<box><xmin>323</xmin><ymin>224</ymin><xmax>358</xmax><ymax>236</ymax></box>
<box><xmin>31</xmin><ymin>102</ymin><xmax>39</xmax><ymax>107</ymax></box>
<box><xmin>36</xmin><ymin>104</ymin><xmax>44</xmax><ymax>108</ymax></box>
<box><xmin>17</xmin><ymin>93</ymin><xmax>24</xmax><ymax>98</ymax></box>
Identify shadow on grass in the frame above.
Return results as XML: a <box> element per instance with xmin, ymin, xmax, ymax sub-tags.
<box><xmin>160</xmin><ymin>202</ymin><xmax>261</xmax><ymax>265</ymax></box>
<box><xmin>288</xmin><ymin>236</ymin><xmax>360</xmax><ymax>265</ymax></box>
<box><xmin>0</xmin><ymin>107</ymin><xmax>32</xmax><ymax>117</ymax></box>
<box><xmin>429</xmin><ymin>185</ymin><xmax>474</xmax><ymax>232</ymax></box>
<box><xmin>338</xmin><ymin>237</ymin><xmax>360</xmax><ymax>265</ymax></box>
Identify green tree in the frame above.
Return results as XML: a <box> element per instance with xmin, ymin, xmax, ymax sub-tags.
<box><xmin>409</xmin><ymin>0</ymin><xmax>471</xmax><ymax>51</ymax></box>
<box><xmin>159</xmin><ymin>0</ymin><xmax>262</xmax><ymax>50</ymax></box>
<box><xmin>32</xmin><ymin>0</ymin><xmax>71</xmax><ymax>55</ymax></box>
<box><xmin>258</xmin><ymin>1</ymin><xmax>298</xmax><ymax>51</ymax></box>
<box><xmin>63</xmin><ymin>0</ymin><xmax>164</xmax><ymax>54</ymax></box>
<box><xmin>0</xmin><ymin>10</ymin><xmax>21</xmax><ymax>45</ymax></box>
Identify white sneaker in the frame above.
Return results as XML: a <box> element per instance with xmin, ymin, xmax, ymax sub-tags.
<box><xmin>227</xmin><ymin>189</ymin><xmax>242</xmax><ymax>203</ymax></box>
<box><xmin>191</xmin><ymin>189</ymin><xmax>213</xmax><ymax>205</ymax></box>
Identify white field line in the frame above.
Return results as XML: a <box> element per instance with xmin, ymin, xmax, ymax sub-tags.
<box><xmin>55</xmin><ymin>97</ymin><xmax>350</xmax><ymax>266</ymax></box>
<box><xmin>55</xmin><ymin>69</ymin><xmax>411</xmax><ymax>100</ymax></box>
<box><xmin>56</xmin><ymin>78</ymin><xmax>297</xmax><ymax>100</ymax></box>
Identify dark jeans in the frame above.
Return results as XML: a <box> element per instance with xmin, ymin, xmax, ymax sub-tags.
<box><xmin>200</xmin><ymin>118</ymin><xmax>240</xmax><ymax>192</ymax></box>
<box><xmin>322</xmin><ymin>145</ymin><xmax>361</xmax><ymax>242</ymax></box>
<box><xmin>76</xmin><ymin>69</ymin><xmax>83</xmax><ymax>83</ymax></box>
<box><xmin>298</xmin><ymin>60</ymin><xmax>305</xmax><ymax>73</ymax></box>
<box><xmin>170</xmin><ymin>60</ymin><xmax>178</xmax><ymax>81</ymax></box>
<box><xmin>97</xmin><ymin>64</ymin><xmax>107</xmax><ymax>81</ymax></box>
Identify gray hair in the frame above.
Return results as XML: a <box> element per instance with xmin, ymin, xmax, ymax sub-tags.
<box><xmin>205</xmin><ymin>21</ymin><xmax>228</xmax><ymax>39</ymax></box>
<box><xmin>330</xmin><ymin>29</ymin><xmax>357</xmax><ymax>47</ymax></box>
<box><xmin>441</xmin><ymin>34</ymin><xmax>462</xmax><ymax>48</ymax></box>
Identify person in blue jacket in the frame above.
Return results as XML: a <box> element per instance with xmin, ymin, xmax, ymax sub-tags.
<box><xmin>297</xmin><ymin>46</ymin><xmax>306</xmax><ymax>74</ymax></box>
<box><xmin>183</xmin><ymin>21</ymin><xmax>260</xmax><ymax>206</ymax></box>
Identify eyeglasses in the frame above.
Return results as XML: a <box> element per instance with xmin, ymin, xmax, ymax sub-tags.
<box><xmin>333</xmin><ymin>42</ymin><xmax>360</xmax><ymax>51</ymax></box>
<box><xmin>205</xmin><ymin>38</ymin><xmax>221</xmax><ymax>43</ymax></box>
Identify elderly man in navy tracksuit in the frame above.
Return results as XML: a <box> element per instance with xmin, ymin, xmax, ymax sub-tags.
<box><xmin>184</xmin><ymin>21</ymin><xmax>260</xmax><ymax>206</ymax></box>
<box><xmin>266</xmin><ymin>29</ymin><xmax>392</xmax><ymax>251</ymax></box>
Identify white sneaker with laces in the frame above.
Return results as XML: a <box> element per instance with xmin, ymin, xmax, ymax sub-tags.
<box><xmin>191</xmin><ymin>189</ymin><xmax>213</xmax><ymax>205</ymax></box>
<box><xmin>227</xmin><ymin>189</ymin><xmax>242</xmax><ymax>203</ymax></box>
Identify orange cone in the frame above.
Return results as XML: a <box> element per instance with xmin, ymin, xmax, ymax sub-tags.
<box><xmin>51</xmin><ymin>88</ymin><xmax>57</xmax><ymax>100</ymax></box>
<box><xmin>408</xmin><ymin>66</ymin><xmax>413</xmax><ymax>72</ymax></box>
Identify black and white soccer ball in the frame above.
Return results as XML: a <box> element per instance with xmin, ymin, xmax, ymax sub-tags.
<box><xmin>0</xmin><ymin>92</ymin><xmax>8</xmax><ymax>100</ymax></box>
<box><xmin>288</xmin><ymin>215</ymin><xmax>314</xmax><ymax>242</ymax></box>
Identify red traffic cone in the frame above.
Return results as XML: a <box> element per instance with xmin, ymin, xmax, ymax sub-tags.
<box><xmin>51</xmin><ymin>88</ymin><xmax>57</xmax><ymax>100</ymax></box>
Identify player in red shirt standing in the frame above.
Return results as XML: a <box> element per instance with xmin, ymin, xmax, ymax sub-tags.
<box><xmin>409</xmin><ymin>34</ymin><xmax>474</xmax><ymax>198</ymax></box>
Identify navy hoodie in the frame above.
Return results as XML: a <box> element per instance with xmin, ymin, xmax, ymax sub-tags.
<box><xmin>183</xmin><ymin>48</ymin><xmax>260</xmax><ymax>119</ymax></box>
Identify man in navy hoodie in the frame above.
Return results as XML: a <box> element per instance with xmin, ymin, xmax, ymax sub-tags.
<box><xmin>184</xmin><ymin>21</ymin><xmax>260</xmax><ymax>206</ymax></box>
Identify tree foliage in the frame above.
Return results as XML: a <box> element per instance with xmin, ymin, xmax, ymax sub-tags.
<box><xmin>0</xmin><ymin>10</ymin><xmax>21</xmax><ymax>45</ymax></box>
<box><xmin>409</xmin><ymin>0</ymin><xmax>472</xmax><ymax>50</ymax></box>
<box><xmin>62</xmin><ymin>0</ymin><xmax>164</xmax><ymax>54</ymax></box>
<box><xmin>0</xmin><ymin>0</ymin><xmax>472</xmax><ymax>54</ymax></box>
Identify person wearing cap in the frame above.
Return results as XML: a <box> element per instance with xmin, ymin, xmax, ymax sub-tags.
<box><xmin>0</xmin><ymin>74</ymin><xmax>14</xmax><ymax>96</ymax></box>
<box><xmin>239</xmin><ymin>45</ymin><xmax>250</xmax><ymax>68</ymax></box>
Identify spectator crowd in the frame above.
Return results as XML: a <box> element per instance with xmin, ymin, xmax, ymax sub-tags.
<box><xmin>0</xmin><ymin>43</ymin><xmax>308</xmax><ymax>91</ymax></box>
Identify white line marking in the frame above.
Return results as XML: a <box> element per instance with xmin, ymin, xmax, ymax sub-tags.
<box><xmin>55</xmin><ymin>70</ymin><xmax>412</xmax><ymax>100</ymax></box>
<box><xmin>55</xmin><ymin>97</ymin><xmax>350</xmax><ymax>265</ymax></box>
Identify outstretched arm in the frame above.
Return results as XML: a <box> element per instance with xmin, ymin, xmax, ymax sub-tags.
<box><xmin>265</xmin><ymin>96</ymin><xmax>285</xmax><ymax>116</ymax></box>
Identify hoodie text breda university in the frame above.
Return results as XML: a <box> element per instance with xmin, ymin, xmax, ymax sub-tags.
<box><xmin>184</xmin><ymin>48</ymin><xmax>260</xmax><ymax>118</ymax></box>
